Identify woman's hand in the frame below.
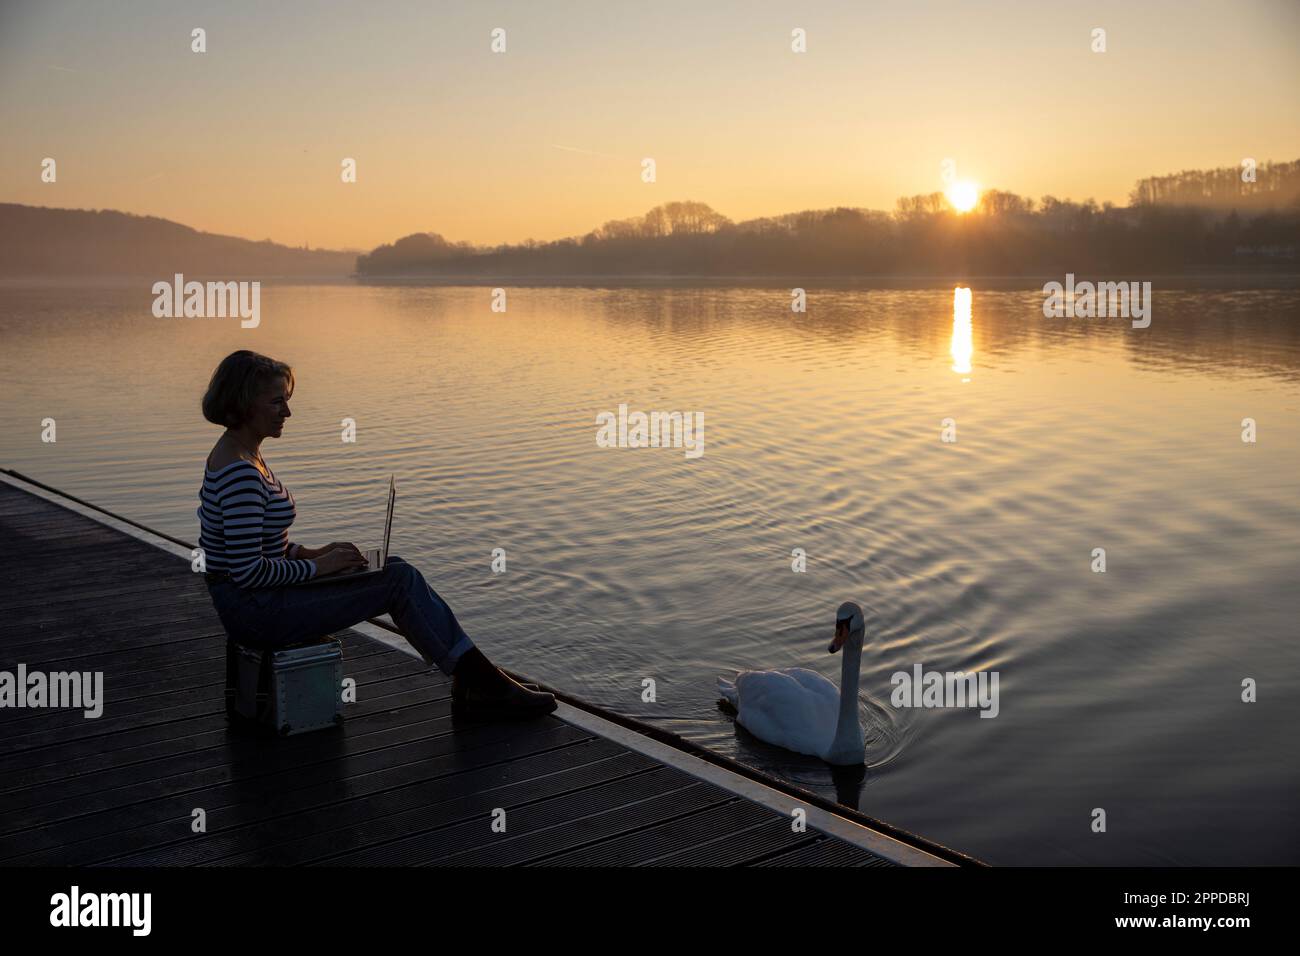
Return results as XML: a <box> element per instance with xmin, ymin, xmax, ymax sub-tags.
<box><xmin>314</xmin><ymin>546</ymin><xmax>370</xmax><ymax>577</ymax></box>
<box><xmin>322</xmin><ymin>541</ymin><xmax>364</xmax><ymax>558</ymax></box>
<box><xmin>298</xmin><ymin>542</ymin><xmax>362</xmax><ymax>561</ymax></box>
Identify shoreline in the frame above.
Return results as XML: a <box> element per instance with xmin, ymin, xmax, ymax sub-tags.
<box><xmin>4</xmin><ymin>272</ymin><xmax>1300</xmax><ymax>290</ymax></box>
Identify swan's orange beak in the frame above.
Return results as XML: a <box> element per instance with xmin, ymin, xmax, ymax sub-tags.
<box><xmin>829</xmin><ymin>619</ymin><xmax>848</xmax><ymax>654</ymax></box>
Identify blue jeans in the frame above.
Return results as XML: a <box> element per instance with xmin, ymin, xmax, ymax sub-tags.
<box><xmin>206</xmin><ymin>555</ymin><xmax>475</xmax><ymax>675</ymax></box>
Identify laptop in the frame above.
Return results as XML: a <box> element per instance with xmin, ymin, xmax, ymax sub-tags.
<box><xmin>297</xmin><ymin>475</ymin><xmax>395</xmax><ymax>585</ymax></box>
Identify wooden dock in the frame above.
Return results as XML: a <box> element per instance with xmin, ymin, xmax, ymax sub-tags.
<box><xmin>0</xmin><ymin>471</ymin><xmax>967</xmax><ymax>867</ymax></box>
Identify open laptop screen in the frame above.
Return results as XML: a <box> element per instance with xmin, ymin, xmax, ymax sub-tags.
<box><xmin>381</xmin><ymin>474</ymin><xmax>395</xmax><ymax>566</ymax></box>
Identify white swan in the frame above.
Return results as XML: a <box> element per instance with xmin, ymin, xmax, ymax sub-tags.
<box><xmin>717</xmin><ymin>602</ymin><xmax>867</xmax><ymax>766</ymax></box>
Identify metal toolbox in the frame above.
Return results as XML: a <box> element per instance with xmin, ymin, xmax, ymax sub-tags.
<box><xmin>226</xmin><ymin>636</ymin><xmax>344</xmax><ymax>736</ymax></box>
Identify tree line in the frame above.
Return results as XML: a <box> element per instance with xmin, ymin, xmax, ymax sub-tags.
<box><xmin>352</xmin><ymin>162</ymin><xmax>1300</xmax><ymax>277</ymax></box>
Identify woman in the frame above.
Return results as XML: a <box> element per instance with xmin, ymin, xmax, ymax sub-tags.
<box><xmin>198</xmin><ymin>349</ymin><xmax>555</xmax><ymax>719</ymax></box>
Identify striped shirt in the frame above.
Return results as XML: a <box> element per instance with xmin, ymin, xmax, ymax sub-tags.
<box><xmin>197</xmin><ymin>459</ymin><xmax>317</xmax><ymax>588</ymax></box>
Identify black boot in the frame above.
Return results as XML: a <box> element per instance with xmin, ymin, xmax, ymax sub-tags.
<box><xmin>451</xmin><ymin>648</ymin><xmax>556</xmax><ymax>719</ymax></box>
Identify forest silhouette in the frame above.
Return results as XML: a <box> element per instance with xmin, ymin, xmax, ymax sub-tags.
<box><xmin>5</xmin><ymin>160</ymin><xmax>1298</xmax><ymax>279</ymax></box>
<box><xmin>357</xmin><ymin>159</ymin><xmax>1300</xmax><ymax>277</ymax></box>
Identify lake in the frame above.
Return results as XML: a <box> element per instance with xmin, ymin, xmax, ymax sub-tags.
<box><xmin>2</xmin><ymin>277</ymin><xmax>1297</xmax><ymax>865</ymax></box>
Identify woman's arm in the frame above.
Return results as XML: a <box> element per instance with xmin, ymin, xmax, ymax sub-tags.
<box><xmin>216</xmin><ymin>467</ymin><xmax>318</xmax><ymax>587</ymax></box>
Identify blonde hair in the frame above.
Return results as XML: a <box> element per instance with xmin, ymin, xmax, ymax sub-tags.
<box><xmin>201</xmin><ymin>350</ymin><xmax>295</xmax><ymax>427</ymax></box>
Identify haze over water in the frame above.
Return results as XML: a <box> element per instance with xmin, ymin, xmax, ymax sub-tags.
<box><xmin>2</xmin><ymin>279</ymin><xmax>1297</xmax><ymax>864</ymax></box>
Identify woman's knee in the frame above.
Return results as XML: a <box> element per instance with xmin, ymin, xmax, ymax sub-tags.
<box><xmin>384</xmin><ymin>555</ymin><xmax>422</xmax><ymax>586</ymax></box>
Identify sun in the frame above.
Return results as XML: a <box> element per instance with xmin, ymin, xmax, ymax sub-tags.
<box><xmin>948</xmin><ymin>181</ymin><xmax>980</xmax><ymax>213</ymax></box>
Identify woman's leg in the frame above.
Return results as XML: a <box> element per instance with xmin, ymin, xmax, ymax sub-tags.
<box><xmin>376</xmin><ymin>556</ymin><xmax>476</xmax><ymax>672</ymax></box>
<box><xmin>255</xmin><ymin>556</ymin><xmax>475</xmax><ymax>675</ymax></box>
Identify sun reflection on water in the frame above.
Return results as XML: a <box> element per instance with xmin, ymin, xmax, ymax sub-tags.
<box><xmin>951</xmin><ymin>286</ymin><xmax>972</xmax><ymax>380</ymax></box>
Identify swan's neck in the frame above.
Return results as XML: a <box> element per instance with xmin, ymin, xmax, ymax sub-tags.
<box><xmin>830</xmin><ymin>636</ymin><xmax>864</xmax><ymax>750</ymax></box>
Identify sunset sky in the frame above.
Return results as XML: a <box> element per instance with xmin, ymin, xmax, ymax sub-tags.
<box><xmin>2</xmin><ymin>0</ymin><xmax>1298</xmax><ymax>251</ymax></box>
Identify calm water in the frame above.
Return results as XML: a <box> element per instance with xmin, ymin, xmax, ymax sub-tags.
<box><xmin>2</xmin><ymin>278</ymin><xmax>1298</xmax><ymax>865</ymax></box>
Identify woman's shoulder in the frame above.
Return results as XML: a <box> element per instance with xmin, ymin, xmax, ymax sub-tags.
<box><xmin>206</xmin><ymin>438</ymin><xmax>271</xmax><ymax>474</ymax></box>
<box><xmin>206</xmin><ymin>445</ymin><xmax>238</xmax><ymax>470</ymax></box>
<box><xmin>206</xmin><ymin>444</ymin><xmax>251</xmax><ymax>469</ymax></box>
<box><xmin>204</xmin><ymin>453</ymin><xmax>269</xmax><ymax>484</ymax></box>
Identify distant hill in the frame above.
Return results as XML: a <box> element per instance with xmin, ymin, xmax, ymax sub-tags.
<box><xmin>355</xmin><ymin>231</ymin><xmax>477</xmax><ymax>275</ymax></box>
<box><xmin>0</xmin><ymin>203</ymin><xmax>356</xmax><ymax>277</ymax></box>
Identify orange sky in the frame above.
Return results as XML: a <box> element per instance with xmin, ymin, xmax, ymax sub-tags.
<box><xmin>2</xmin><ymin>0</ymin><xmax>1299</xmax><ymax>251</ymax></box>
